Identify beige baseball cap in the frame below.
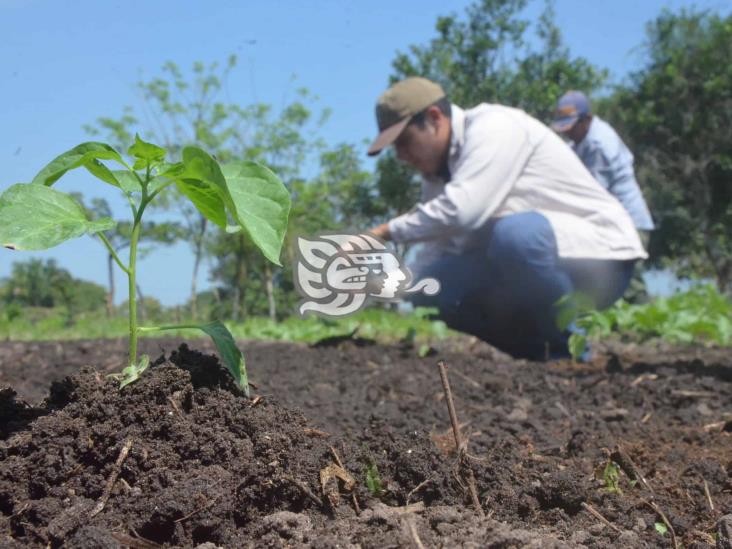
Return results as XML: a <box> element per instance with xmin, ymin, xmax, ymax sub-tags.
<box><xmin>367</xmin><ymin>77</ymin><xmax>446</xmax><ymax>156</ymax></box>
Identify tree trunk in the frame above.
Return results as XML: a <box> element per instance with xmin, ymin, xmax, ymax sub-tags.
<box><xmin>106</xmin><ymin>253</ymin><xmax>115</xmax><ymax>317</ymax></box>
<box><xmin>265</xmin><ymin>262</ymin><xmax>276</xmax><ymax>321</ymax></box>
<box><xmin>189</xmin><ymin>216</ymin><xmax>207</xmax><ymax>320</ymax></box>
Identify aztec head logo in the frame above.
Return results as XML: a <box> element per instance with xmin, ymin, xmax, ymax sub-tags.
<box><xmin>294</xmin><ymin>233</ymin><xmax>439</xmax><ymax>318</ymax></box>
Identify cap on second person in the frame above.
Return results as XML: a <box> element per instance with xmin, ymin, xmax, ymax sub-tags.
<box><xmin>551</xmin><ymin>91</ymin><xmax>591</xmax><ymax>132</ymax></box>
<box><xmin>367</xmin><ymin>77</ymin><xmax>446</xmax><ymax>156</ymax></box>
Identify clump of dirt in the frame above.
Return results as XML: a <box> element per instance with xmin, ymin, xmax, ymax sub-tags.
<box><xmin>1</xmin><ymin>337</ymin><xmax>731</xmax><ymax>547</ymax></box>
<box><xmin>1</xmin><ymin>345</ymin><xmax>555</xmax><ymax>548</ymax></box>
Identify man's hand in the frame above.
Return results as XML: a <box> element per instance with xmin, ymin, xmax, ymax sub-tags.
<box><xmin>369</xmin><ymin>222</ymin><xmax>391</xmax><ymax>241</ymax></box>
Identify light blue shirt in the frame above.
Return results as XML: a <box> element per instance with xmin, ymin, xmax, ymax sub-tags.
<box><xmin>573</xmin><ymin>116</ymin><xmax>654</xmax><ymax>231</ymax></box>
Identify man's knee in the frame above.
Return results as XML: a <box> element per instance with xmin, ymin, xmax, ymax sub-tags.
<box><xmin>487</xmin><ymin>211</ymin><xmax>556</xmax><ymax>265</ymax></box>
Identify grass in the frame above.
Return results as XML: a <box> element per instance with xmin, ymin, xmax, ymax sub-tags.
<box><xmin>0</xmin><ymin>306</ymin><xmax>451</xmax><ymax>346</ymax></box>
<box><xmin>3</xmin><ymin>285</ymin><xmax>730</xmax><ymax>351</ymax></box>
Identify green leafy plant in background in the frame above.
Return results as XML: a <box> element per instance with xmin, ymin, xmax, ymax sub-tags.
<box><xmin>0</xmin><ymin>136</ymin><xmax>290</xmax><ymax>394</ymax></box>
<box><xmin>557</xmin><ymin>285</ymin><xmax>732</xmax><ymax>361</ymax></box>
<box><xmin>401</xmin><ymin>306</ymin><xmax>449</xmax><ymax>357</ymax></box>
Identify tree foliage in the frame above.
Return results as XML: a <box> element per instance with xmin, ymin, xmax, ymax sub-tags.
<box><xmin>2</xmin><ymin>259</ymin><xmax>107</xmax><ymax>324</ymax></box>
<box><xmin>606</xmin><ymin>10</ymin><xmax>732</xmax><ymax>292</ymax></box>
<box><xmin>390</xmin><ymin>0</ymin><xmax>605</xmax><ymax>118</ymax></box>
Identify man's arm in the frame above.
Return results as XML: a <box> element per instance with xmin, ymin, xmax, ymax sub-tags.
<box><xmin>387</xmin><ymin>111</ymin><xmax>532</xmax><ymax>243</ymax></box>
<box><xmin>369</xmin><ymin>222</ymin><xmax>391</xmax><ymax>241</ymax></box>
<box><xmin>582</xmin><ymin>144</ymin><xmax>614</xmax><ymax>190</ymax></box>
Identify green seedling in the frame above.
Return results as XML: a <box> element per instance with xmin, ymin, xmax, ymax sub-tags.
<box><xmin>418</xmin><ymin>344</ymin><xmax>433</xmax><ymax>358</ymax></box>
<box><xmin>109</xmin><ymin>354</ymin><xmax>150</xmax><ymax>389</ymax></box>
<box><xmin>0</xmin><ymin>136</ymin><xmax>290</xmax><ymax>394</ymax></box>
<box><xmin>596</xmin><ymin>459</ymin><xmax>623</xmax><ymax>494</ymax></box>
<box><xmin>365</xmin><ymin>462</ymin><xmax>384</xmax><ymax>497</ymax></box>
<box><xmin>401</xmin><ymin>307</ymin><xmax>447</xmax><ymax>357</ymax></box>
<box><xmin>654</xmin><ymin>522</ymin><xmax>668</xmax><ymax>535</ymax></box>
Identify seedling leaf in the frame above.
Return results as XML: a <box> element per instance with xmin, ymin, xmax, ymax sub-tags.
<box><xmin>597</xmin><ymin>460</ymin><xmax>623</xmax><ymax>494</ymax></box>
<box><xmin>194</xmin><ymin>321</ymin><xmax>249</xmax><ymax>395</ymax></box>
<box><xmin>413</xmin><ymin>306</ymin><xmax>439</xmax><ymax>320</ymax></box>
<box><xmin>654</xmin><ymin>522</ymin><xmax>668</xmax><ymax>535</ymax></box>
<box><xmin>32</xmin><ymin>142</ymin><xmax>125</xmax><ymax>187</ymax></box>
<box><xmin>174</xmin><ymin>177</ymin><xmax>228</xmax><ymax>228</ymax></box>
<box><xmin>0</xmin><ymin>183</ymin><xmax>115</xmax><ymax>250</ymax></box>
<box><xmin>221</xmin><ymin>161</ymin><xmax>291</xmax><ymax>266</ymax></box>
<box><xmin>128</xmin><ymin>134</ymin><xmax>166</xmax><ymax>167</ymax></box>
<box><xmin>568</xmin><ymin>333</ymin><xmax>588</xmax><ymax>362</ymax></box>
<box><xmin>111</xmin><ymin>170</ymin><xmax>143</xmax><ymax>194</ymax></box>
<box><xmin>365</xmin><ymin>463</ymin><xmax>384</xmax><ymax>497</ymax></box>
<box><xmin>114</xmin><ymin>354</ymin><xmax>150</xmax><ymax>389</ymax></box>
<box><xmin>418</xmin><ymin>344</ymin><xmax>433</xmax><ymax>358</ymax></box>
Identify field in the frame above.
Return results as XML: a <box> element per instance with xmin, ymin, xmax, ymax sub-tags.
<box><xmin>1</xmin><ymin>334</ymin><xmax>730</xmax><ymax>548</ymax></box>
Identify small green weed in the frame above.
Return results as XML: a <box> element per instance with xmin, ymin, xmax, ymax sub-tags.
<box><xmin>365</xmin><ymin>462</ymin><xmax>384</xmax><ymax>497</ymax></box>
<box><xmin>596</xmin><ymin>460</ymin><xmax>623</xmax><ymax>494</ymax></box>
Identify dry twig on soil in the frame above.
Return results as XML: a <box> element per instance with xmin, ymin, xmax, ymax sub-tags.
<box><xmin>404</xmin><ymin>517</ymin><xmax>426</xmax><ymax>549</ymax></box>
<box><xmin>436</xmin><ymin>360</ymin><xmax>484</xmax><ymax>517</ymax></box>
<box><xmin>703</xmin><ymin>478</ymin><xmax>715</xmax><ymax>511</ymax></box>
<box><xmin>611</xmin><ymin>446</ymin><xmax>653</xmax><ymax>493</ymax></box>
<box><xmin>303</xmin><ymin>427</ymin><xmax>331</xmax><ymax>438</ymax></box>
<box><xmin>174</xmin><ymin>494</ymin><xmax>221</xmax><ymax>523</ymax></box>
<box><xmin>450</xmin><ymin>367</ymin><xmax>481</xmax><ymax>389</ymax></box>
<box><xmin>330</xmin><ymin>446</ymin><xmax>361</xmax><ymax>514</ymax></box>
<box><xmin>166</xmin><ymin>396</ymin><xmax>182</xmax><ymax>417</ymax></box>
<box><xmin>644</xmin><ymin>499</ymin><xmax>679</xmax><ymax>549</ymax></box>
<box><xmin>581</xmin><ymin>502</ymin><xmax>622</xmax><ymax>534</ymax></box>
<box><xmin>109</xmin><ymin>531</ymin><xmax>161</xmax><ymax>549</ymax></box>
<box><xmin>90</xmin><ymin>438</ymin><xmax>133</xmax><ymax>518</ymax></box>
<box><xmin>407</xmin><ymin>479</ymin><xmax>433</xmax><ymax>505</ymax></box>
<box><xmin>284</xmin><ymin>476</ymin><xmax>324</xmax><ymax>507</ymax></box>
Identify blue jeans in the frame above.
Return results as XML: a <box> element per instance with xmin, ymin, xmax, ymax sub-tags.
<box><xmin>409</xmin><ymin>212</ymin><xmax>635</xmax><ymax>360</ymax></box>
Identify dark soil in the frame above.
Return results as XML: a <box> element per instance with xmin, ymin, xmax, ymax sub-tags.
<box><xmin>0</xmin><ymin>336</ymin><xmax>730</xmax><ymax>548</ymax></box>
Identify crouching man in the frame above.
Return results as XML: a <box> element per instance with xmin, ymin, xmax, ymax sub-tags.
<box><xmin>367</xmin><ymin>77</ymin><xmax>647</xmax><ymax>360</ymax></box>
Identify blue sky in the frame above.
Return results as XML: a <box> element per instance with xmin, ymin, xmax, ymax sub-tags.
<box><xmin>1</xmin><ymin>0</ymin><xmax>728</xmax><ymax>305</ymax></box>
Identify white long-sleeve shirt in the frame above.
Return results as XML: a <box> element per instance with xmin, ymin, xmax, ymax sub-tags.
<box><xmin>388</xmin><ymin>104</ymin><xmax>648</xmax><ymax>264</ymax></box>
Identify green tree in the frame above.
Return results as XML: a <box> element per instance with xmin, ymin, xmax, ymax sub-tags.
<box><xmin>391</xmin><ymin>0</ymin><xmax>529</xmax><ymax>107</ymax></box>
<box><xmin>606</xmin><ymin>9</ymin><xmax>732</xmax><ymax>292</ymax></box>
<box><xmin>3</xmin><ymin>258</ymin><xmax>58</xmax><ymax>307</ymax></box>
<box><xmin>2</xmin><ymin>259</ymin><xmax>106</xmax><ymax>325</ymax></box>
<box><xmin>502</xmin><ymin>2</ymin><xmax>607</xmax><ymax>121</ymax></box>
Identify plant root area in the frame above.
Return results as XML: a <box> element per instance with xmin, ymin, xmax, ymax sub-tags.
<box><xmin>0</xmin><ymin>337</ymin><xmax>730</xmax><ymax>548</ymax></box>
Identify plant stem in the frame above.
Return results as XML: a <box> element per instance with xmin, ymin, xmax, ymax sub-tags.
<box><xmin>138</xmin><ymin>324</ymin><xmax>203</xmax><ymax>333</ymax></box>
<box><xmin>97</xmin><ymin>234</ymin><xmax>130</xmax><ymax>275</ymax></box>
<box><xmin>126</xmin><ymin>172</ymin><xmax>151</xmax><ymax>367</ymax></box>
<box><xmin>147</xmin><ymin>179</ymin><xmax>175</xmax><ymax>202</ymax></box>
<box><xmin>127</xmin><ymin>218</ymin><xmax>142</xmax><ymax>366</ymax></box>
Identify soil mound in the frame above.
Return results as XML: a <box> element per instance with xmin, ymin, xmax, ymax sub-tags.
<box><xmin>1</xmin><ymin>345</ymin><xmax>516</xmax><ymax>548</ymax></box>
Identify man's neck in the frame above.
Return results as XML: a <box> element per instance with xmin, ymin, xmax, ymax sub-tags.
<box><xmin>572</xmin><ymin>116</ymin><xmax>593</xmax><ymax>145</ymax></box>
<box><xmin>436</xmin><ymin>124</ymin><xmax>452</xmax><ymax>181</ymax></box>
